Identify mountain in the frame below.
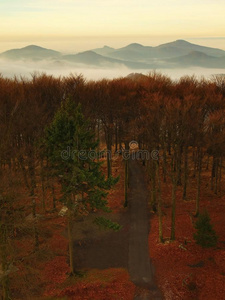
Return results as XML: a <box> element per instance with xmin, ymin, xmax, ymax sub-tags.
<box><xmin>62</xmin><ymin>51</ymin><xmax>116</xmax><ymax>66</ymax></box>
<box><xmin>0</xmin><ymin>45</ymin><xmax>61</xmax><ymax>61</ymax></box>
<box><xmin>91</xmin><ymin>40</ymin><xmax>225</xmax><ymax>61</ymax></box>
<box><xmin>167</xmin><ymin>51</ymin><xmax>225</xmax><ymax>68</ymax></box>
<box><xmin>91</xmin><ymin>45</ymin><xmax>115</xmax><ymax>56</ymax></box>
<box><xmin>157</xmin><ymin>40</ymin><xmax>225</xmax><ymax>57</ymax></box>
<box><xmin>62</xmin><ymin>50</ymin><xmax>154</xmax><ymax>69</ymax></box>
<box><xmin>1</xmin><ymin>40</ymin><xmax>225</xmax><ymax>70</ymax></box>
<box><xmin>102</xmin><ymin>43</ymin><xmax>154</xmax><ymax>62</ymax></box>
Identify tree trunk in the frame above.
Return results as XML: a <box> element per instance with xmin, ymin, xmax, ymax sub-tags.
<box><xmin>32</xmin><ymin>197</ymin><xmax>39</xmax><ymax>251</ymax></box>
<box><xmin>28</xmin><ymin>149</ymin><xmax>36</xmax><ymax>196</ymax></box>
<box><xmin>97</xmin><ymin>119</ymin><xmax>100</xmax><ymax>161</ymax></box>
<box><xmin>52</xmin><ymin>182</ymin><xmax>56</xmax><ymax>210</ymax></box>
<box><xmin>18</xmin><ymin>155</ymin><xmax>30</xmax><ymax>189</ymax></box>
<box><xmin>214</xmin><ymin>157</ymin><xmax>219</xmax><ymax>194</ymax></box>
<box><xmin>206</xmin><ymin>153</ymin><xmax>210</xmax><ymax>170</ymax></box>
<box><xmin>124</xmin><ymin>142</ymin><xmax>129</xmax><ymax>207</ymax></box>
<box><xmin>176</xmin><ymin>145</ymin><xmax>182</xmax><ymax>186</ymax></box>
<box><xmin>40</xmin><ymin>158</ymin><xmax>46</xmax><ymax>212</ymax></box>
<box><xmin>167</xmin><ymin>132</ymin><xmax>171</xmax><ymax>155</ymax></box>
<box><xmin>124</xmin><ymin>159</ymin><xmax>128</xmax><ymax>207</ymax></box>
<box><xmin>115</xmin><ymin>122</ymin><xmax>118</xmax><ymax>153</ymax></box>
<box><xmin>195</xmin><ymin>147</ymin><xmax>202</xmax><ymax>217</ymax></box>
<box><xmin>171</xmin><ymin>151</ymin><xmax>177</xmax><ymax>241</ymax></box>
<box><xmin>183</xmin><ymin>145</ymin><xmax>188</xmax><ymax>200</ymax></box>
<box><xmin>211</xmin><ymin>155</ymin><xmax>216</xmax><ymax>190</ymax></box>
<box><xmin>156</xmin><ymin>162</ymin><xmax>163</xmax><ymax>243</ymax></box>
<box><xmin>162</xmin><ymin>142</ymin><xmax>167</xmax><ymax>183</ymax></box>
<box><xmin>151</xmin><ymin>159</ymin><xmax>157</xmax><ymax>212</ymax></box>
<box><xmin>218</xmin><ymin>157</ymin><xmax>222</xmax><ymax>195</ymax></box>
<box><xmin>67</xmin><ymin>208</ymin><xmax>75</xmax><ymax>275</ymax></box>
<box><xmin>106</xmin><ymin>128</ymin><xmax>112</xmax><ymax>179</ymax></box>
<box><xmin>1</xmin><ymin>225</ymin><xmax>10</xmax><ymax>300</ymax></box>
<box><xmin>193</xmin><ymin>148</ymin><xmax>197</xmax><ymax>178</ymax></box>
<box><xmin>171</xmin><ymin>177</ymin><xmax>177</xmax><ymax>241</ymax></box>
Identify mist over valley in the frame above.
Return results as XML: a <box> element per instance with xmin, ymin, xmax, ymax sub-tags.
<box><xmin>1</xmin><ymin>40</ymin><xmax>225</xmax><ymax>80</ymax></box>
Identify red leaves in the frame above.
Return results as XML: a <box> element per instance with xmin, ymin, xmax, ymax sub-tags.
<box><xmin>43</xmin><ymin>266</ymin><xmax>135</xmax><ymax>299</ymax></box>
<box><xmin>214</xmin><ymin>250</ymin><xmax>225</xmax><ymax>273</ymax></box>
<box><xmin>59</xmin><ymin>280</ymin><xmax>135</xmax><ymax>300</ymax></box>
<box><xmin>43</xmin><ymin>256</ymin><xmax>70</xmax><ymax>296</ymax></box>
<box><xmin>44</xmin><ymin>256</ymin><xmax>70</xmax><ymax>283</ymax></box>
<box><xmin>149</xmin><ymin>181</ymin><xmax>225</xmax><ymax>299</ymax></box>
<box><xmin>49</xmin><ymin>233</ymin><xmax>68</xmax><ymax>254</ymax></box>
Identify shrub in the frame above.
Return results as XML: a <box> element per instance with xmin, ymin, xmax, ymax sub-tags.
<box><xmin>193</xmin><ymin>210</ymin><xmax>217</xmax><ymax>248</ymax></box>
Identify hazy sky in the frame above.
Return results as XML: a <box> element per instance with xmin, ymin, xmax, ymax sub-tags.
<box><xmin>0</xmin><ymin>0</ymin><xmax>225</xmax><ymax>52</ymax></box>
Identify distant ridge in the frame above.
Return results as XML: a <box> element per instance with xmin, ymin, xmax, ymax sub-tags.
<box><xmin>62</xmin><ymin>50</ymin><xmax>154</xmax><ymax>69</ymax></box>
<box><xmin>0</xmin><ymin>45</ymin><xmax>61</xmax><ymax>60</ymax></box>
<box><xmin>156</xmin><ymin>40</ymin><xmax>225</xmax><ymax>57</ymax></box>
<box><xmin>1</xmin><ymin>40</ymin><xmax>225</xmax><ymax>69</ymax></box>
<box><xmin>92</xmin><ymin>45</ymin><xmax>115</xmax><ymax>56</ymax></box>
<box><xmin>91</xmin><ymin>40</ymin><xmax>225</xmax><ymax>62</ymax></box>
<box><xmin>167</xmin><ymin>51</ymin><xmax>225</xmax><ymax>68</ymax></box>
<box><xmin>121</xmin><ymin>43</ymin><xmax>147</xmax><ymax>50</ymax></box>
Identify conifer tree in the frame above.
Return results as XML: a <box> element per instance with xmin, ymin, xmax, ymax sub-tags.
<box><xmin>44</xmin><ymin>98</ymin><xmax>118</xmax><ymax>275</ymax></box>
<box><xmin>194</xmin><ymin>210</ymin><xmax>217</xmax><ymax>248</ymax></box>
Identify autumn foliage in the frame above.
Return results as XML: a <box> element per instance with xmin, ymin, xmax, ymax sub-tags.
<box><xmin>0</xmin><ymin>72</ymin><xmax>225</xmax><ymax>299</ymax></box>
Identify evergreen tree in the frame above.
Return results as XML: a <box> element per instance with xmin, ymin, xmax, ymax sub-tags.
<box><xmin>44</xmin><ymin>98</ymin><xmax>118</xmax><ymax>275</ymax></box>
<box><xmin>193</xmin><ymin>210</ymin><xmax>218</xmax><ymax>248</ymax></box>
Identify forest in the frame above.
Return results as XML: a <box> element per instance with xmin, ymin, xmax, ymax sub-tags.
<box><xmin>0</xmin><ymin>71</ymin><xmax>225</xmax><ymax>299</ymax></box>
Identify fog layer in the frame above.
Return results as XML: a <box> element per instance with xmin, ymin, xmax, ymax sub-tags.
<box><xmin>0</xmin><ymin>58</ymin><xmax>224</xmax><ymax>81</ymax></box>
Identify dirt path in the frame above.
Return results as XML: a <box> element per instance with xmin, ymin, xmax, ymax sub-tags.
<box><xmin>73</xmin><ymin>211</ymin><xmax>129</xmax><ymax>270</ymax></box>
<box><xmin>73</xmin><ymin>158</ymin><xmax>162</xmax><ymax>299</ymax></box>
<box><xmin>128</xmin><ymin>159</ymin><xmax>162</xmax><ymax>300</ymax></box>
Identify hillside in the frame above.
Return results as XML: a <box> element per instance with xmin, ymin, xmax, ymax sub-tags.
<box><xmin>0</xmin><ymin>45</ymin><xmax>61</xmax><ymax>61</ymax></box>
<box><xmin>62</xmin><ymin>50</ymin><xmax>154</xmax><ymax>69</ymax></box>
<box><xmin>166</xmin><ymin>51</ymin><xmax>225</xmax><ymax>68</ymax></box>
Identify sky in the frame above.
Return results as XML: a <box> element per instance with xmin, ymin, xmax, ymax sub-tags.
<box><xmin>0</xmin><ymin>0</ymin><xmax>225</xmax><ymax>52</ymax></box>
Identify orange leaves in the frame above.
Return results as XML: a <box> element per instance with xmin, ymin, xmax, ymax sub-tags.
<box><xmin>58</xmin><ymin>269</ymin><xmax>136</xmax><ymax>300</ymax></box>
<box><xmin>43</xmin><ymin>268</ymin><xmax>135</xmax><ymax>300</ymax></box>
<box><xmin>214</xmin><ymin>250</ymin><xmax>225</xmax><ymax>273</ymax></box>
<box><xmin>149</xmin><ymin>179</ymin><xmax>225</xmax><ymax>300</ymax></box>
<box><xmin>44</xmin><ymin>256</ymin><xmax>70</xmax><ymax>284</ymax></box>
<box><xmin>43</xmin><ymin>256</ymin><xmax>70</xmax><ymax>296</ymax></box>
<box><xmin>49</xmin><ymin>233</ymin><xmax>68</xmax><ymax>254</ymax></box>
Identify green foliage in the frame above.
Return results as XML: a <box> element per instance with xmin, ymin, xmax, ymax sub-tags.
<box><xmin>93</xmin><ymin>217</ymin><xmax>122</xmax><ymax>231</ymax></box>
<box><xmin>193</xmin><ymin>210</ymin><xmax>218</xmax><ymax>248</ymax></box>
<box><xmin>44</xmin><ymin>98</ymin><xmax>118</xmax><ymax>212</ymax></box>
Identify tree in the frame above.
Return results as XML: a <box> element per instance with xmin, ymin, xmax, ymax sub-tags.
<box><xmin>193</xmin><ymin>210</ymin><xmax>217</xmax><ymax>248</ymax></box>
<box><xmin>44</xmin><ymin>98</ymin><xmax>118</xmax><ymax>275</ymax></box>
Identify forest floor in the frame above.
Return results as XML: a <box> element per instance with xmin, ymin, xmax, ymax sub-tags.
<box><xmin>147</xmin><ymin>162</ymin><xmax>225</xmax><ymax>300</ymax></box>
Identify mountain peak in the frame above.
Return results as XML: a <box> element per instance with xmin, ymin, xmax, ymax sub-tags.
<box><xmin>23</xmin><ymin>45</ymin><xmax>44</xmax><ymax>49</ymax></box>
<box><xmin>126</xmin><ymin>43</ymin><xmax>144</xmax><ymax>49</ymax></box>
<box><xmin>175</xmin><ymin>39</ymin><xmax>190</xmax><ymax>44</ymax></box>
<box><xmin>91</xmin><ymin>45</ymin><xmax>115</xmax><ymax>56</ymax></box>
<box><xmin>78</xmin><ymin>50</ymin><xmax>99</xmax><ymax>56</ymax></box>
<box><xmin>20</xmin><ymin>45</ymin><xmax>48</xmax><ymax>50</ymax></box>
